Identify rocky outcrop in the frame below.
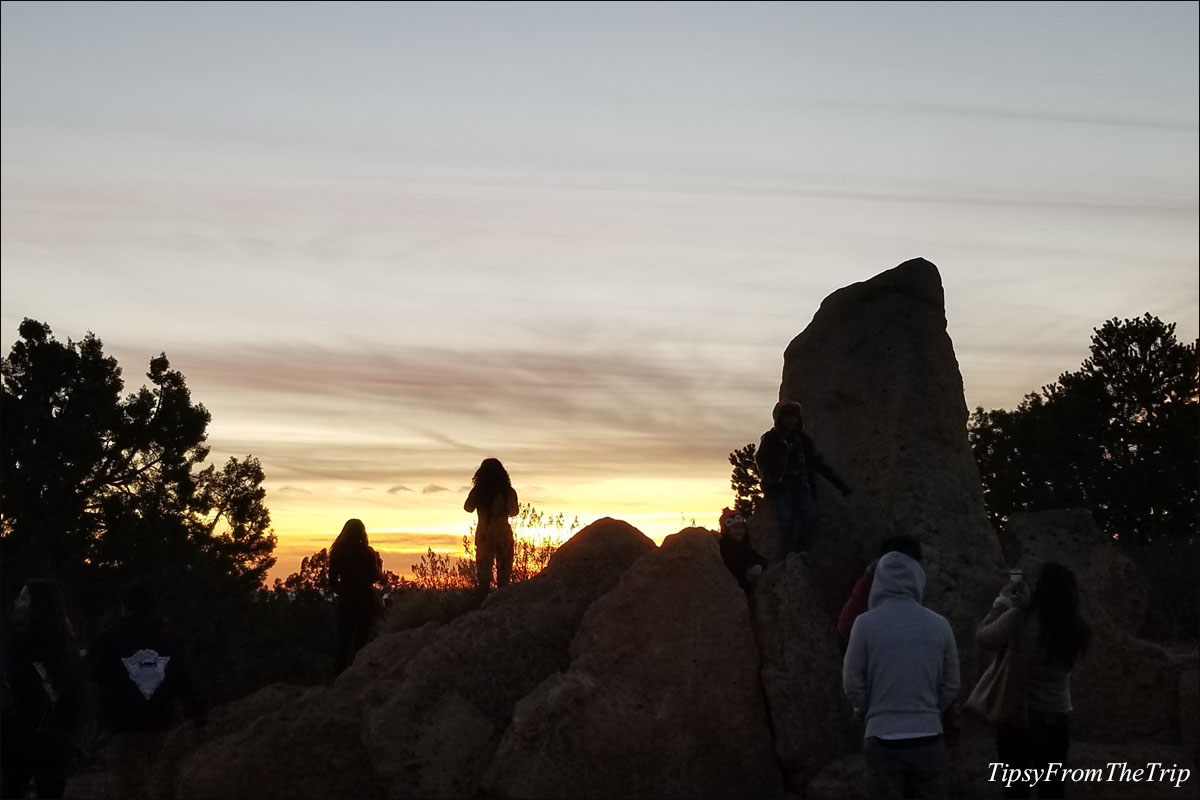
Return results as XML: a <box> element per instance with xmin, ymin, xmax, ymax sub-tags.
<box><xmin>171</xmin><ymin>517</ymin><xmax>656</xmax><ymax>799</ymax></box>
<box><xmin>754</xmin><ymin>555</ymin><xmax>857</xmax><ymax>791</ymax></box>
<box><xmin>177</xmin><ymin>684</ymin><xmax>381</xmax><ymax>799</ymax></box>
<box><xmin>360</xmin><ymin>517</ymin><xmax>657</xmax><ymax>798</ymax></box>
<box><xmin>483</xmin><ymin>529</ymin><xmax>782</xmax><ymax>799</ymax></box>
<box><xmin>167</xmin><ymin>627</ymin><xmax>442</xmax><ymax>799</ymax></box>
<box><xmin>776</xmin><ymin>258</ymin><xmax>1005</xmax><ymax>646</ymax></box>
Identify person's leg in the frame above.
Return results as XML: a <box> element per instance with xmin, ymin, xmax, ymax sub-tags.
<box><xmin>350</xmin><ymin>604</ymin><xmax>372</xmax><ymax>661</ymax></box>
<box><xmin>862</xmin><ymin>738</ymin><xmax>907</xmax><ymax>800</ymax></box>
<box><xmin>1031</xmin><ymin>714</ymin><xmax>1070</xmax><ymax>799</ymax></box>
<box><xmin>1</xmin><ymin>750</ymin><xmax>34</xmax><ymax>799</ymax></box>
<box><xmin>774</xmin><ymin>491</ymin><xmax>796</xmax><ymax>560</ymax></box>
<box><xmin>496</xmin><ymin>529</ymin><xmax>514</xmax><ymax>588</ymax></box>
<box><xmin>334</xmin><ymin>601</ymin><xmax>355</xmax><ymax>673</ymax></box>
<box><xmin>996</xmin><ymin>725</ymin><xmax>1033</xmax><ymax>799</ymax></box>
<box><xmin>476</xmin><ymin>531</ymin><xmax>495</xmax><ymax>594</ymax></box>
<box><xmin>794</xmin><ymin>488</ymin><xmax>819</xmax><ymax>551</ymax></box>
<box><xmin>905</xmin><ymin>738</ymin><xmax>950</xmax><ymax>799</ymax></box>
<box><xmin>32</xmin><ymin>729</ymin><xmax>70</xmax><ymax>799</ymax></box>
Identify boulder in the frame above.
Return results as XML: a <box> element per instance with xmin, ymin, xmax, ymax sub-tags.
<box><xmin>482</xmin><ymin>529</ymin><xmax>782</xmax><ymax>799</ymax></box>
<box><xmin>362</xmin><ymin>517</ymin><xmax>656</xmax><ymax>798</ymax></box>
<box><xmin>170</xmin><ymin>517</ymin><xmax>654</xmax><ymax>799</ymax></box>
<box><xmin>175</xmin><ymin>684</ymin><xmax>381</xmax><ymax>799</ymax></box>
<box><xmin>332</xmin><ymin>621</ymin><xmax>440</xmax><ymax>701</ymax></box>
<box><xmin>754</xmin><ymin>554</ymin><xmax>858</xmax><ymax>792</ymax></box>
<box><xmin>776</xmin><ymin>258</ymin><xmax>1005</xmax><ymax>648</ymax></box>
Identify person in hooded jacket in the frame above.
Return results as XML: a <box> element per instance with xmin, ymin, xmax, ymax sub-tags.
<box><xmin>843</xmin><ymin>551</ymin><xmax>960</xmax><ymax>800</ymax></box>
<box><xmin>837</xmin><ymin>534</ymin><xmax>924</xmax><ymax>644</ymax></box>
<box><xmin>756</xmin><ymin>400</ymin><xmax>850</xmax><ymax>560</ymax></box>
<box><xmin>716</xmin><ymin>508</ymin><xmax>768</xmax><ymax>593</ymax></box>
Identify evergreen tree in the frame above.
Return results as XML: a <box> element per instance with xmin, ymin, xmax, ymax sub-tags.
<box><xmin>969</xmin><ymin>314</ymin><xmax>1198</xmax><ymax>544</ymax></box>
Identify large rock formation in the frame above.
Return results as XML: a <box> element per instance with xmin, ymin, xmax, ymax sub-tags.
<box><xmin>753</xmin><ymin>555</ymin><xmax>857</xmax><ymax>791</ymax></box>
<box><xmin>359</xmin><ymin>518</ymin><xmax>657</xmax><ymax>799</ymax></box>
<box><xmin>171</xmin><ymin>518</ymin><xmax>656</xmax><ymax>799</ymax></box>
<box><xmin>776</xmin><ymin>258</ymin><xmax>1005</xmax><ymax>643</ymax></box>
<box><xmin>483</xmin><ymin>529</ymin><xmax>782</xmax><ymax>798</ymax></box>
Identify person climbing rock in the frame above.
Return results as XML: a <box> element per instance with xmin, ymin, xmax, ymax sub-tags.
<box><xmin>756</xmin><ymin>400</ymin><xmax>850</xmax><ymax>559</ymax></box>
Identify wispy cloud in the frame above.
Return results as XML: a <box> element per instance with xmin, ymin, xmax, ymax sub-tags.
<box><xmin>167</xmin><ymin>340</ymin><xmax>778</xmax><ymax>487</ymax></box>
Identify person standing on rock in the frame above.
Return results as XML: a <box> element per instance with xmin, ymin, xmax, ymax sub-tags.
<box><xmin>756</xmin><ymin>399</ymin><xmax>850</xmax><ymax>560</ymax></box>
<box><xmin>843</xmin><ymin>551</ymin><xmax>960</xmax><ymax>800</ymax></box>
<box><xmin>464</xmin><ymin>458</ymin><xmax>520</xmax><ymax>597</ymax></box>
<box><xmin>716</xmin><ymin>508</ymin><xmax>768</xmax><ymax>593</ymax></box>
<box><xmin>329</xmin><ymin>518</ymin><xmax>385</xmax><ymax>674</ymax></box>
<box><xmin>975</xmin><ymin>562</ymin><xmax>1090</xmax><ymax>800</ymax></box>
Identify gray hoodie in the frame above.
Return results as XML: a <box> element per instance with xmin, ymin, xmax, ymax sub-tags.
<box><xmin>842</xmin><ymin>552</ymin><xmax>961</xmax><ymax>738</ymax></box>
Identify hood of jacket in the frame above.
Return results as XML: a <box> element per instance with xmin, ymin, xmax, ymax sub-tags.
<box><xmin>772</xmin><ymin>399</ymin><xmax>803</xmax><ymax>425</ymax></box>
<box><xmin>868</xmin><ymin>551</ymin><xmax>925</xmax><ymax>609</ymax></box>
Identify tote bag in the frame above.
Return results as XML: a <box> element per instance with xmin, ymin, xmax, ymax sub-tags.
<box><xmin>965</xmin><ymin>644</ymin><xmax>1028</xmax><ymax>726</ymax></box>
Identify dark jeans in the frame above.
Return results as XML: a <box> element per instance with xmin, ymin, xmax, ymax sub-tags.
<box><xmin>1</xmin><ymin>728</ymin><xmax>70</xmax><ymax>799</ymax></box>
<box><xmin>335</xmin><ymin>596</ymin><xmax>376</xmax><ymax>674</ymax></box>
<box><xmin>863</xmin><ymin>735</ymin><xmax>949</xmax><ymax>799</ymax></box>
<box><xmin>996</xmin><ymin>713</ymin><xmax>1070</xmax><ymax>799</ymax></box>
<box><xmin>774</xmin><ymin>487</ymin><xmax>818</xmax><ymax>559</ymax></box>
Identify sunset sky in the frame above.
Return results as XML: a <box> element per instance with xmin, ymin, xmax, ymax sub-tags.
<box><xmin>3</xmin><ymin>1</ymin><xmax>1197</xmax><ymax>581</ymax></box>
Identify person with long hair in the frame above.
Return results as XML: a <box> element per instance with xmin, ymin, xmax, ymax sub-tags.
<box><xmin>464</xmin><ymin>458</ymin><xmax>519</xmax><ymax>596</ymax></box>
<box><xmin>976</xmin><ymin>562</ymin><xmax>1092</xmax><ymax>799</ymax></box>
<box><xmin>328</xmin><ymin>519</ymin><xmax>383</xmax><ymax>674</ymax></box>
<box><xmin>1</xmin><ymin>579</ymin><xmax>84</xmax><ymax>799</ymax></box>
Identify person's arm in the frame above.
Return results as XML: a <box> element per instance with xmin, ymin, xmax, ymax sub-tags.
<box><xmin>756</xmin><ymin>433</ymin><xmax>783</xmax><ymax>490</ymax></box>
<box><xmin>464</xmin><ymin>487</ymin><xmax>477</xmax><ymax>514</ymax></box>
<box><xmin>837</xmin><ymin>568</ymin><xmax>874</xmax><ymax>641</ymax></box>
<box><xmin>939</xmin><ymin>620</ymin><xmax>961</xmax><ymax>711</ymax></box>
<box><xmin>751</xmin><ymin>545</ymin><xmax>769</xmax><ymax>569</ymax></box>
<box><xmin>842</xmin><ymin>618</ymin><xmax>869</xmax><ymax>716</ymax></box>
<box><xmin>506</xmin><ymin>488</ymin><xmax>519</xmax><ymax>517</ymax></box>
<box><xmin>976</xmin><ymin>585</ymin><xmax>1026</xmax><ymax>651</ymax></box>
<box><xmin>806</xmin><ymin>436</ymin><xmax>851</xmax><ymax>495</ymax></box>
